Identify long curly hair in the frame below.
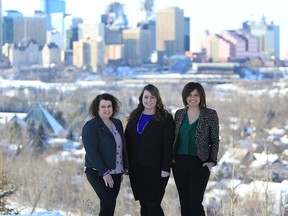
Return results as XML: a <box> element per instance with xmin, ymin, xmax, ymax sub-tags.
<box><xmin>127</xmin><ymin>84</ymin><xmax>169</xmax><ymax>121</ymax></box>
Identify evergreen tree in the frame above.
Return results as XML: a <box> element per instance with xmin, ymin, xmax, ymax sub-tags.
<box><xmin>0</xmin><ymin>170</ymin><xmax>15</xmax><ymax>214</ymax></box>
<box><xmin>8</xmin><ymin>120</ymin><xmax>22</xmax><ymax>144</ymax></box>
<box><xmin>31</xmin><ymin>123</ymin><xmax>46</xmax><ymax>155</ymax></box>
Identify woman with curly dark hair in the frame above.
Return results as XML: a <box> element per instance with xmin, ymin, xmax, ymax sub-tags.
<box><xmin>125</xmin><ymin>84</ymin><xmax>175</xmax><ymax>216</ymax></box>
<box><xmin>82</xmin><ymin>93</ymin><xmax>129</xmax><ymax>216</ymax></box>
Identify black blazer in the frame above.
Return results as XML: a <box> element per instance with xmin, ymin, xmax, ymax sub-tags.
<box><xmin>125</xmin><ymin>113</ymin><xmax>175</xmax><ymax>172</ymax></box>
<box><xmin>82</xmin><ymin>116</ymin><xmax>129</xmax><ymax>176</ymax></box>
<box><xmin>173</xmin><ymin>107</ymin><xmax>220</xmax><ymax>165</ymax></box>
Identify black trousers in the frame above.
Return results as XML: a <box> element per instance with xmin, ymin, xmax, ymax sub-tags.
<box><xmin>172</xmin><ymin>155</ymin><xmax>210</xmax><ymax>216</ymax></box>
<box><xmin>129</xmin><ymin>166</ymin><xmax>169</xmax><ymax>216</ymax></box>
<box><xmin>85</xmin><ymin>168</ymin><xmax>122</xmax><ymax>216</ymax></box>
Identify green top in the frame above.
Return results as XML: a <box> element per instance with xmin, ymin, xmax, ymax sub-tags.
<box><xmin>177</xmin><ymin>114</ymin><xmax>198</xmax><ymax>156</ymax></box>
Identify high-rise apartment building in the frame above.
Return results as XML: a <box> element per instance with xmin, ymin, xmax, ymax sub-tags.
<box><xmin>64</xmin><ymin>15</ymin><xmax>83</xmax><ymax>50</ymax></box>
<box><xmin>123</xmin><ymin>28</ymin><xmax>151</xmax><ymax>66</ymax></box>
<box><xmin>156</xmin><ymin>7</ymin><xmax>185</xmax><ymax>58</ymax></box>
<box><xmin>13</xmin><ymin>16</ymin><xmax>47</xmax><ymax>46</ymax></box>
<box><xmin>203</xmin><ymin>34</ymin><xmax>230</xmax><ymax>62</ymax></box>
<box><xmin>78</xmin><ymin>23</ymin><xmax>105</xmax><ymax>42</ymax></box>
<box><xmin>105</xmin><ymin>44</ymin><xmax>124</xmax><ymax>65</ymax></box>
<box><xmin>73</xmin><ymin>38</ymin><xmax>104</xmax><ymax>73</ymax></box>
<box><xmin>47</xmin><ymin>30</ymin><xmax>64</xmax><ymax>50</ymax></box>
<box><xmin>2</xmin><ymin>10</ymin><xmax>23</xmax><ymax>45</ymax></box>
<box><xmin>221</xmin><ymin>30</ymin><xmax>259</xmax><ymax>59</ymax></box>
<box><xmin>40</xmin><ymin>0</ymin><xmax>66</xmax><ymax>14</ymax></box>
<box><xmin>42</xmin><ymin>43</ymin><xmax>61</xmax><ymax>67</ymax></box>
<box><xmin>75</xmin><ymin>23</ymin><xmax>105</xmax><ymax>71</ymax></box>
<box><xmin>105</xmin><ymin>28</ymin><xmax>123</xmax><ymax>45</ymax></box>
<box><xmin>50</xmin><ymin>12</ymin><xmax>65</xmax><ymax>34</ymax></box>
<box><xmin>40</xmin><ymin>0</ymin><xmax>66</xmax><ymax>33</ymax></box>
<box><xmin>243</xmin><ymin>16</ymin><xmax>280</xmax><ymax>58</ymax></box>
<box><xmin>184</xmin><ymin>17</ymin><xmax>190</xmax><ymax>51</ymax></box>
<box><xmin>104</xmin><ymin>28</ymin><xmax>124</xmax><ymax>65</ymax></box>
<box><xmin>204</xmin><ymin>30</ymin><xmax>259</xmax><ymax>62</ymax></box>
<box><xmin>138</xmin><ymin>20</ymin><xmax>156</xmax><ymax>52</ymax></box>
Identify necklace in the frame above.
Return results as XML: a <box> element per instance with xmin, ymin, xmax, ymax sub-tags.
<box><xmin>137</xmin><ymin>113</ymin><xmax>153</xmax><ymax>134</ymax></box>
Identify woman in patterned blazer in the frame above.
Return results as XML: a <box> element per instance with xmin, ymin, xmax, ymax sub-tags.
<box><xmin>172</xmin><ymin>82</ymin><xmax>220</xmax><ymax>216</ymax></box>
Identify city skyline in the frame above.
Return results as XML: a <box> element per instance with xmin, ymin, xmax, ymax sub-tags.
<box><xmin>2</xmin><ymin>0</ymin><xmax>288</xmax><ymax>59</ymax></box>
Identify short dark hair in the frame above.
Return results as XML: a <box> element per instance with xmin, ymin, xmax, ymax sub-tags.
<box><xmin>89</xmin><ymin>93</ymin><xmax>121</xmax><ymax>117</ymax></box>
<box><xmin>182</xmin><ymin>82</ymin><xmax>206</xmax><ymax>108</ymax></box>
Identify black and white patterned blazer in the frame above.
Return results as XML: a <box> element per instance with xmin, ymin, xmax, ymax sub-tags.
<box><xmin>173</xmin><ymin>107</ymin><xmax>220</xmax><ymax>165</ymax></box>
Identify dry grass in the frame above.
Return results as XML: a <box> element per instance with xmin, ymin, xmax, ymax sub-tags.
<box><xmin>1</xmin><ymin>79</ymin><xmax>288</xmax><ymax>215</ymax></box>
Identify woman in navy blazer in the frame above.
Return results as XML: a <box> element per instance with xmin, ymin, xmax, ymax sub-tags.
<box><xmin>172</xmin><ymin>82</ymin><xmax>220</xmax><ymax>216</ymax></box>
<box><xmin>82</xmin><ymin>93</ymin><xmax>128</xmax><ymax>216</ymax></box>
<box><xmin>125</xmin><ymin>84</ymin><xmax>175</xmax><ymax>216</ymax></box>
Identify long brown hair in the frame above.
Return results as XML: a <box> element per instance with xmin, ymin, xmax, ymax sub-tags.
<box><xmin>127</xmin><ymin>84</ymin><xmax>169</xmax><ymax>121</ymax></box>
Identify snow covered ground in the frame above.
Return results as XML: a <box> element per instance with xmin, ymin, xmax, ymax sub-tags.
<box><xmin>1</xmin><ymin>212</ymin><xmax>62</xmax><ymax>216</ymax></box>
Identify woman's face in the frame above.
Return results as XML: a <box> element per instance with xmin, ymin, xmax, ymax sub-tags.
<box><xmin>98</xmin><ymin>99</ymin><xmax>113</xmax><ymax>120</ymax></box>
<box><xmin>142</xmin><ymin>90</ymin><xmax>157</xmax><ymax>111</ymax></box>
<box><xmin>186</xmin><ymin>89</ymin><xmax>200</xmax><ymax>108</ymax></box>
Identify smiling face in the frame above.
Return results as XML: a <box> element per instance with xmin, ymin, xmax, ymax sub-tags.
<box><xmin>98</xmin><ymin>99</ymin><xmax>113</xmax><ymax>120</ymax></box>
<box><xmin>142</xmin><ymin>90</ymin><xmax>157</xmax><ymax>112</ymax></box>
<box><xmin>186</xmin><ymin>89</ymin><xmax>201</xmax><ymax>108</ymax></box>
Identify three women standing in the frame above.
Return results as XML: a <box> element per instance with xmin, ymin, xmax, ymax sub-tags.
<box><xmin>81</xmin><ymin>82</ymin><xmax>219</xmax><ymax>216</ymax></box>
<box><xmin>125</xmin><ymin>84</ymin><xmax>175</xmax><ymax>216</ymax></box>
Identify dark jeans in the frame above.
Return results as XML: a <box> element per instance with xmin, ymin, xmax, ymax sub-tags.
<box><xmin>85</xmin><ymin>168</ymin><xmax>122</xmax><ymax>216</ymax></box>
<box><xmin>172</xmin><ymin>155</ymin><xmax>210</xmax><ymax>216</ymax></box>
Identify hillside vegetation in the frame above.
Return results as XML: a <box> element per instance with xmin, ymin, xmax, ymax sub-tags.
<box><xmin>1</xmin><ymin>79</ymin><xmax>288</xmax><ymax>215</ymax></box>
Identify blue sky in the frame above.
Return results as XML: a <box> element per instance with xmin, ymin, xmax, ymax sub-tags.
<box><xmin>2</xmin><ymin>0</ymin><xmax>288</xmax><ymax>58</ymax></box>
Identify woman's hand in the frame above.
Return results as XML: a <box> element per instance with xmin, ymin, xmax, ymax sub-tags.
<box><xmin>103</xmin><ymin>174</ymin><xmax>114</xmax><ymax>188</ymax></box>
<box><xmin>203</xmin><ymin>162</ymin><xmax>214</xmax><ymax>171</ymax></box>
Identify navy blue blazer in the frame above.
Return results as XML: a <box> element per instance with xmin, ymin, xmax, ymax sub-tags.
<box><xmin>82</xmin><ymin>116</ymin><xmax>129</xmax><ymax>176</ymax></box>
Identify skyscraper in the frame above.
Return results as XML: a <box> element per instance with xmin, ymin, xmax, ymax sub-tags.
<box><xmin>78</xmin><ymin>23</ymin><xmax>105</xmax><ymax>41</ymax></box>
<box><xmin>64</xmin><ymin>15</ymin><xmax>83</xmax><ymax>50</ymax></box>
<box><xmin>13</xmin><ymin>16</ymin><xmax>47</xmax><ymax>46</ymax></box>
<box><xmin>40</xmin><ymin>0</ymin><xmax>66</xmax><ymax>14</ymax></box>
<box><xmin>123</xmin><ymin>28</ymin><xmax>151</xmax><ymax>65</ymax></box>
<box><xmin>2</xmin><ymin>10</ymin><xmax>23</xmax><ymax>44</ymax></box>
<box><xmin>73</xmin><ymin>38</ymin><xmax>104</xmax><ymax>73</ymax></box>
<box><xmin>184</xmin><ymin>17</ymin><xmax>190</xmax><ymax>51</ymax></box>
<box><xmin>156</xmin><ymin>7</ymin><xmax>185</xmax><ymax>58</ymax></box>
